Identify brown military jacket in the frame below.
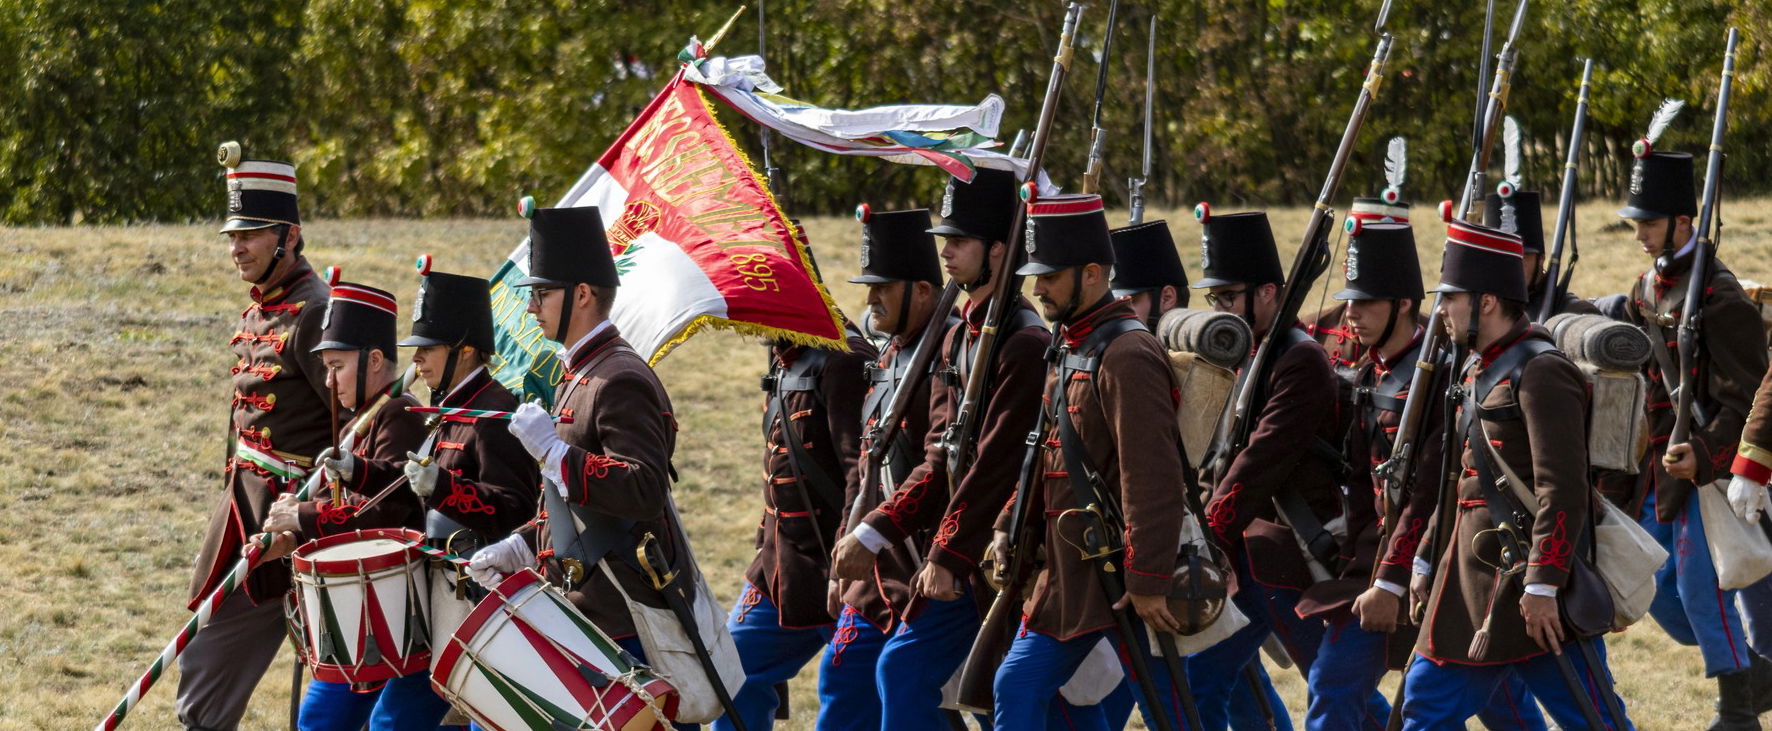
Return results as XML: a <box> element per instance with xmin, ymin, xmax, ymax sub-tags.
<box><xmin>1416</xmin><ymin>321</ymin><xmax>1592</xmax><ymax>665</ymax></box>
<box><xmin>1306</xmin><ymin>302</ymin><xmax>1365</xmax><ymax>371</ymax></box>
<box><xmin>516</xmin><ymin>323</ymin><xmax>684</xmax><ymax>638</ymax></box>
<box><xmin>295</xmin><ymin>385</ymin><xmax>429</xmax><ymax>538</ymax></box>
<box><xmin>743</xmin><ymin>334</ymin><xmax>874</xmax><ymax>629</ymax></box>
<box><xmin>357</xmin><ymin>368</ymin><xmax>539</xmax><ymax>540</ymax></box>
<box><xmin>1012</xmin><ymin>297</ymin><xmax>1186</xmax><ymax>640</ymax></box>
<box><xmin>1626</xmin><ymin>257</ymin><xmax>1767</xmax><ymax>520</ymax></box>
<box><xmin>840</xmin><ymin>316</ymin><xmax>946</xmax><ymax>631</ymax></box>
<box><xmin>1205</xmin><ymin>323</ymin><xmax>1343</xmax><ymax>595</ymax></box>
<box><xmin>189</xmin><ymin>260</ymin><xmax>332</xmax><ymax>608</ymax></box>
<box><xmin>859</xmin><ymin>297</ymin><xmax>1049</xmax><ymax>620</ymax></box>
<box><xmin>1733</xmin><ymin>362</ymin><xmax>1772</xmax><ymax>484</ymax></box>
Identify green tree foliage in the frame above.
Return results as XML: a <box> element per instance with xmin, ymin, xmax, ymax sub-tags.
<box><xmin>0</xmin><ymin>0</ymin><xmax>1763</xmax><ymax>225</ymax></box>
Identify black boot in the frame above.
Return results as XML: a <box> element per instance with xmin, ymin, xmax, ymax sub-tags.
<box><xmin>1708</xmin><ymin>668</ymin><xmax>1760</xmax><ymax>731</ymax></box>
<box><xmin>1752</xmin><ymin>654</ymin><xmax>1772</xmax><ymax>715</ymax></box>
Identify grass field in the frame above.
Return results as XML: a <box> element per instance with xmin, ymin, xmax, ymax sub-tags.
<box><xmin>4</xmin><ymin>199</ymin><xmax>1772</xmax><ymax>730</ymax></box>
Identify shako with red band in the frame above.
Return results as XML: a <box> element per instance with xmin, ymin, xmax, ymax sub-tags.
<box><xmin>1192</xmin><ymin>208</ymin><xmax>1282</xmax><ymax>289</ymax></box>
<box><xmin>217</xmin><ymin>141</ymin><xmax>300</xmax><ymax>233</ymax></box>
<box><xmin>1015</xmin><ymin>193</ymin><xmax>1114</xmax><ymax>276</ymax></box>
<box><xmin>849</xmin><ymin>206</ymin><xmax>941</xmax><ymax>286</ymax></box>
<box><xmin>1350</xmin><ymin>136</ymin><xmax>1410</xmax><ymax>224</ymax></box>
<box><xmin>312</xmin><ymin>274</ymin><xmax>399</xmax><ymax>357</ymax></box>
<box><xmin>1433</xmin><ymin>219</ymin><xmax>1527</xmax><ymax>302</ymax></box>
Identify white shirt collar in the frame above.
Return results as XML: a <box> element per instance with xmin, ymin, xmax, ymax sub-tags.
<box><xmin>560</xmin><ymin>319</ymin><xmax>614</xmax><ymax>367</ymax></box>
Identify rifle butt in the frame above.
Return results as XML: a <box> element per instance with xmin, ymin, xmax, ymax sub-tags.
<box><xmin>954</xmin><ymin>580</ymin><xmax>1023</xmax><ymax>712</ymax></box>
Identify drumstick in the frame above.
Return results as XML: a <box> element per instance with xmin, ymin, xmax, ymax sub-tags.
<box><xmin>340</xmin><ymin>417</ymin><xmax>448</xmax><ymax>516</ymax></box>
<box><xmin>95</xmin><ymin>366</ymin><xmax>417</xmax><ymax>731</ymax></box>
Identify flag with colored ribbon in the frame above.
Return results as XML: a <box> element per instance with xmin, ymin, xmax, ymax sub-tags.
<box><xmin>487</xmin><ymin>68</ymin><xmax>847</xmax><ymax>404</ymax></box>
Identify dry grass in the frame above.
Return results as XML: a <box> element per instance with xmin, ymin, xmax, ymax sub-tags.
<box><xmin>2</xmin><ymin>199</ymin><xmax>1769</xmax><ymax>730</ymax></box>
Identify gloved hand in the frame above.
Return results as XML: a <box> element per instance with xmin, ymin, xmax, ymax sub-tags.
<box><xmin>1728</xmin><ymin>473</ymin><xmax>1771</xmax><ymax>522</ymax></box>
<box><xmin>466</xmin><ymin>533</ymin><xmax>535</xmax><ymax>590</ymax></box>
<box><xmin>509</xmin><ymin>402</ymin><xmax>563</xmax><ymax>461</ymax></box>
<box><xmin>404</xmin><ymin>452</ymin><xmax>440</xmax><ymax>499</ymax></box>
<box><xmin>317</xmin><ymin>447</ymin><xmax>354</xmax><ymax>484</ymax></box>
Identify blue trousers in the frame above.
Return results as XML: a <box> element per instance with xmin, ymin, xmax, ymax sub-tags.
<box><xmin>1400</xmin><ymin>642</ymin><xmax>1632</xmax><ymax>730</ymax></box>
<box><xmin>1734</xmin><ymin>571</ymin><xmax>1772</xmax><ymax>660</ymax></box>
<box><xmin>1186</xmin><ymin>564</ymin><xmax>1332</xmax><ymax>730</ymax></box>
<box><xmin>1642</xmin><ymin>489</ymin><xmax>1755</xmax><ymax>676</ymax></box>
<box><xmin>877</xmin><ymin>590</ymin><xmax>984</xmax><ymax>730</ymax></box>
<box><xmin>1103</xmin><ymin>659</ymin><xmax>1291</xmax><ymax>731</ymax></box>
<box><xmin>713</xmin><ymin>583</ymin><xmax>832</xmax><ymax>731</ymax></box>
<box><xmin>1304</xmin><ymin>615</ymin><xmax>1546</xmax><ymax>731</ymax></box>
<box><xmin>816</xmin><ymin>605</ymin><xmax>887</xmax><ymax>731</ymax></box>
<box><xmin>993</xmin><ymin>627</ymin><xmax>1112</xmax><ymax>730</ymax></box>
<box><xmin>298</xmin><ymin>672</ymin><xmax>454</xmax><ymax>731</ymax></box>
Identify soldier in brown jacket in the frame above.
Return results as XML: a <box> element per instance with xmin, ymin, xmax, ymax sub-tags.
<box><xmin>715</xmin><ymin>292</ymin><xmax>874</xmax><ymax>729</ymax></box>
<box><xmin>249</xmin><ymin>276</ymin><xmax>442</xmax><ymax>730</ymax></box>
<box><xmin>843</xmin><ymin>168</ymin><xmax>1049</xmax><ymax>728</ymax></box>
<box><xmin>826</xmin><ymin>206</ymin><xmax>949</xmax><ymax>726</ymax></box>
<box><xmin>1621</xmin><ymin>146</ymin><xmax>1771</xmax><ymax>728</ymax></box>
<box><xmin>988</xmin><ymin>193</ymin><xmax>1191</xmax><ymax>729</ymax></box>
<box><xmin>178</xmin><ymin>151</ymin><xmax>334</xmax><ymax>731</ymax></box>
<box><xmin>466</xmin><ymin>207</ymin><xmax>703</xmax><ymax>710</ymax></box>
<box><xmin>1399</xmin><ymin>218</ymin><xmax>1630</xmax><ymax>729</ymax></box>
<box><xmin>1189</xmin><ymin>207</ymin><xmax>1347</xmax><ymax>730</ymax></box>
<box><xmin>1328</xmin><ymin>222</ymin><xmax>1544</xmax><ymax>729</ymax></box>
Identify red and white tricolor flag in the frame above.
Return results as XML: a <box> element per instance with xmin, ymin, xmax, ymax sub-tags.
<box><xmin>501</xmin><ymin>71</ymin><xmax>847</xmax><ymax>366</ymax></box>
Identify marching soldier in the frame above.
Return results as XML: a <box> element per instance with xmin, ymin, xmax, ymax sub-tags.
<box><xmin>180</xmin><ymin>149</ymin><xmax>333</xmax><ymax>731</ymax></box>
<box><xmin>1329</xmin><ymin>222</ymin><xmax>1545</xmax><ymax>730</ymax></box>
<box><xmin>466</xmin><ymin>206</ymin><xmax>706</xmax><ymax>726</ymax></box>
<box><xmin>1483</xmin><ymin>189</ymin><xmax>1600</xmax><ymax>320</ymax></box>
<box><xmin>717</xmin><ymin>269</ymin><xmax>874</xmax><ymax>729</ymax></box>
<box><xmin>845</xmin><ymin>168</ymin><xmax>1049</xmax><ymax>727</ymax></box>
<box><xmin>1400</xmin><ymin>218</ymin><xmax>1631</xmax><ymax>729</ymax></box>
<box><xmin>1189</xmin><ymin>208</ymin><xmax>1359</xmax><ymax>729</ymax></box>
<box><xmin>988</xmin><ymin>194</ymin><xmax>1190</xmax><ymax>729</ymax></box>
<box><xmin>1309</xmin><ymin>143</ymin><xmax>1413</xmax><ymax>371</ymax></box>
<box><xmin>366</xmin><ymin>262</ymin><xmax>538</xmax><ymax>550</ymax></box>
<box><xmin>247</xmin><ymin>277</ymin><xmax>436</xmax><ymax>730</ymax></box>
<box><xmin>1620</xmin><ymin>147</ymin><xmax>1771</xmax><ymax>728</ymax></box>
<box><xmin>1101</xmin><ymin>219</ymin><xmax>1293</xmax><ymax>730</ymax></box>
<box><xmin>827</xmin><ymin>206</ymin><xmax>951</xmax><ymax>727</ymax></box>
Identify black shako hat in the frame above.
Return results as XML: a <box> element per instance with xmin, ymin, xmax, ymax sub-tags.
<box><xmin>1433</xmin><ymin>219</ymin><xmax>1528</xmax><ymax>302</ymax></box>
<box><xmin>1349</xmin><ymin>196</ymin><xmax>1410</xmax><ymax>224</ymax></box>
<box><xmin>514</xmin><ymin>206</ymin><xmax>620</xmax><ymax>288</ymax></box>
<box><xmin>400</xmin><ymin>255</ymin><xmax>496</xmax><ymax>352</ymax></box>
<box><xmin>1191</xmin><ymin>205</ymin><xmax>1282</xmax><ymax>288</ymax></box>
<box><xmin>1333</xmin><ymin>221</ymin><xmax>1423</xmax><ymax>302</ymax></box>
<box><xmin>1016</xmin><ymin>193</ymin><xmax>1114</xmax><ymax>276</ymax></box>
<box><xmin>1484</xmin><ymin>189</ymin><xmax>1545</xmax><ymax>254</ymax></box>
<box><xmin>217</xmin><ymin>141</ymin><xmax>300</xmax><ymax>234</ymax></box>
<box><xmin>1618</xmin><ymin>151</ymin><xmax>1698</xmax><ymax>221</ymax></box>
<box><xmin>849</xmin><ymin>205</ymin><xmax>941</xmax><ymax>285</ymax></box>
<box><xmin>1109</xmin><ymin>220</ymin><xmax>1190</xmax><ymax>298</ymax></box>
<box><xmin>312</xmin><ymin>269</ymin><xmax>398</xmax><ymax>358</ymax></box>
<box><xmin>928</xmin><ymin>167</ymin><xmax>1020</xmax><ymax>243</ymax></box>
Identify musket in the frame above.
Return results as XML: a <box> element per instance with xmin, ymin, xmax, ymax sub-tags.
<box><xmin>939</xmin><ymin>1</ymin><xmax>1082</xmax><ymax>490</ymax></box>
<box><xmin>1537</xmin><ymin>59</ymin><xmax>1595</xmax><ymax>323</ymax></box>
<box><xmin>1127</xmin><ymin>13</ymin><xmax>1156</xmax><ymax>225</ymax></box>
<box><xmin>1210</xmin><ymin>30</ymin><xmax>1395</xmax><ymax>474</ymax></box>
<box><xmin>1008</xmin><ymin>128</ymin><xmax>1029</xmax><ymax>158</ymax></box>
<box><xmin>1669</xmin><ymin>28</ymin><xmax>1740</xmax><ymax>453</ymax></box>
<box><xmin>756</xmin><ymin>0</ymin><xmax>785</xmax><ymax>207</ymax></box>
<box><xmin>1373</xmin><ymin>0</ymin><xmax>1528</xmax><ymax>519</ymax></box>
<box><xmin>1080</xmin><ymin>0</ymin><xmax>1122</xmax><ymax>195</ymax></box>
<box><xmin>839</xmin><ymin>280</ymin><xmax>962</xmax><ymax>548</ymax></box>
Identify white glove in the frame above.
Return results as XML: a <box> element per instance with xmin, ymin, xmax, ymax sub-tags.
<box><xmin>404</xmin><ymin>452</ymin><xmax>440</xmax><ymax>499</ymax></box>
<box><xmin>1728</xmin><ymin>473</ymin><xmax>1771</xmax><ymax>523</ymax></box>
<box><xmin>316</xmin><ymin>447</ymin><xmax>354</xmax><ymax>483</ymax></box>
<box><xmin>509</xmin><ymin>402</ymin><xmax>563</xmax><ymax>461</ymax></box>
<box><xmin>466</xmin><ymin>533</ymin><xmax>535</xmax><ymax>590</ymax></box>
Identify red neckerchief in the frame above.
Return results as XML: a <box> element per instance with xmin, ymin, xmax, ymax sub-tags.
<box><xmin>1372</xmin><ymin>327</ymin><xmax>1425</xmax><ymax>377</ymax></box>
<box><xmin>1060</xmin><ymin>296</ymin><xmax>1127</xmax><ymax>348</ymax></box>
<box><xmin>1477</xmin><ymin>320</ymin><xmax>1532</xmax><ymax>368</ymax></box>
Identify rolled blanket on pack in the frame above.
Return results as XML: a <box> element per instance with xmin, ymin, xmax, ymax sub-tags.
<box><xmin>1546</xmin><ymin>313</ymin><xmax>1652</xmax><ymax>372</ymax></box>
<box><xmin>1157</xmin><ymin>308</ymin><xmax>1251</xmax><ymax>369</ymax></box>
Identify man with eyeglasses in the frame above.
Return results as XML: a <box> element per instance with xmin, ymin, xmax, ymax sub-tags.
<box><xmin>180</xmin><ymin>147</ymin><xmax>335</xmax><ymax>731</ymax></box>
<box><xmin>1186</xmin><ymin>206</ymin><xmax>1349</xmax><ymax>729</ymax></box>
